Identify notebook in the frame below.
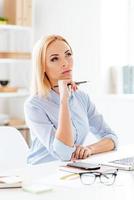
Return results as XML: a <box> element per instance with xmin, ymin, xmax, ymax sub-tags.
<box><xmin>101</xmin><ymin>156</ymin><xmax>134</xmax><ymax>171</ymax></box>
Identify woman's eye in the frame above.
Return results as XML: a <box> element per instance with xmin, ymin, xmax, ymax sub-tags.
<box><xmin>66</xmin><ymin>52</ymin><xmax>72</xmax><ymax>57</ymax></box>
<box><xmin>50</xmin><ymin>57</ymin><xmax>58</xmax><ymax>62</ymax></box>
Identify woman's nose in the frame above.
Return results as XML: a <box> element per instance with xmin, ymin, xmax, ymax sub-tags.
<box><xmin>62</xmin><ymin>59</ymin><xmax>68</xmax><ymax>67</ymax></box>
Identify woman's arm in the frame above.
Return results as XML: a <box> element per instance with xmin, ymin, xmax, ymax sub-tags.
<box><xmin>72</xmin><ymin>92</ymin><xmax>118</xmax><ymax>161</ymax></box>
<box><xmin>86</xmin><ymin>138</ymin><xmax>115</xmax><ymax>155</ymax></box>
<box><xmin>55</xmin><ymin>80</ymin><xmax>76</xmax><ymax>147</ymax></box>
<box><xmin>56</xmin><ymin>97</ymin><xmax>74</xmax><ymax>146</ymax></box>
<box><xmin>71</xmin><ymin>138</ymin><xmax>115</xmax><ymax>160</ymax></box>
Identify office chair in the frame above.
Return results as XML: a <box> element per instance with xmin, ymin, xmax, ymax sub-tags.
<box><xmin>0</xmin><ymin>126</ymin><xmax>29</xmax><ymax>171</ymax></box>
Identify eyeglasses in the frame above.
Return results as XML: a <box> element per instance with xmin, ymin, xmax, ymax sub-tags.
<box><xmin>79</xmin><ymin>170</ymin><xmax>118</xmax><ymax>186</ymax></box>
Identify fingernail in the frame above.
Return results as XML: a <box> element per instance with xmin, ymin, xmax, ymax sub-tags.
<box><xmin>72</xmin><ymin>86</ymin><xmax>75</xmax><ymax>91</ymax></box>
<box><xmin>75</xmin><ymin>86</ymin><xmax>77</xmax><ymax>91</ymax></box>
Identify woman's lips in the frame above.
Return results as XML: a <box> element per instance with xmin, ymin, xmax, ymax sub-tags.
<box><xmin>62</xmin><ymin>70</ymin><xmax>72</xmax><ymax>74</ymax></box>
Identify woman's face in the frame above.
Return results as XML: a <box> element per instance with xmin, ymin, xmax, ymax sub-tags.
<box><xmin>45</xmin><ymin>40</ymin><xmax>73</xmax><ymax>87</ymax></box>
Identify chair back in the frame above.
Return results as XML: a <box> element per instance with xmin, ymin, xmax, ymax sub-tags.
<box><xmin>0</xmin><ymin>126</ymin><xmax>29</xmax><ymax>171</ymax></box>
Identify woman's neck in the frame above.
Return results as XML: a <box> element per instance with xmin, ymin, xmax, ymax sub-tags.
<box><xmin>52</xmin><ymin>86</ymin><xmax>59</xmax><ymax>94</ymax></box>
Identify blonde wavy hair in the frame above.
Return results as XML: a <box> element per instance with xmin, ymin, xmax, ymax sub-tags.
<box><xmin>31</xmin><ymin>35</ymin><xmax>72</xmax><ymax>97</ymax></box>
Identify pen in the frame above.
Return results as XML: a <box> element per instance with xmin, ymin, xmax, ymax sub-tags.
<box><xmin>54</xmin><ymin>81</ymin><xmax>90</xmax><ymax>88</ymax></box>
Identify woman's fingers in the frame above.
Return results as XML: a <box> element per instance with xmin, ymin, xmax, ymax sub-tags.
<box><xmin>72</xmin><ymin>146</ymin><xmax>92</xmax><ymax>160</ymax></box>
<box><xmin>58</xmin><ymin>80</ymin><xmax>78</xmax><ymax>93</ymax></box>
<box><xmin>79</xmin><ymin>147</ymin><xmax>86</xmax><ymax>159</ymax></box>
<box><xmin>73</xmin><ymin>145</ymin><xmax>85</xmax><ymax>159</ymax></box>
<box><xmin>73</xmin><ymin>145</ymin><xmax>82</xmax><ymax>159</ymax></box>
<box><xmin>71</xmin><ymin>81</ymin><xmax>78</xmax><ymax>91</ymax></box>
<box><xmin>58</xmin><ymin>80</ymin><xmax>70</xmax><ymax>99</ymax></box>
<box><xmin>83</xmin><ymin>148</ymin><xmax>92</xmax><ymax>159</ymax></box>
<box><xmin>71</xmin><ymin>152</ymin><xmax>76</xmax><ymax>161</ymax></box>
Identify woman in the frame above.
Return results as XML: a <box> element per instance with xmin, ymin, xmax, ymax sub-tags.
<box><xmin>24</xmin><ymin>35</ymin><xmax>118</xmax><ymax>164</ymax></box>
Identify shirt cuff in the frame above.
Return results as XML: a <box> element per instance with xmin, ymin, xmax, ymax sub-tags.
<box><xmin>103</xmin><ymin>134</ymin><xmax>118</xmax><ymax>150</ymax></box>
<box><xmin>53</xmin><ymin>138</ymin><xmax>76</xmax><ymax>161</ymax></box>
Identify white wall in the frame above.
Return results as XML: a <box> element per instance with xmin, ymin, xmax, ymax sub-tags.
<box><xmin>84</xmin><ymin>95</ymin><xmax>134</xmax><ymax>146</ymax></box>
<box><xmin>128</xmin><ymin>0</ymin><xmax>134</xmax><ymax>65</ymax></box>
<box><xmin>92</xmin><ymin>95</ymin><xmax>134</xmax><ymax>145</ymax></box>
<box><xmin>33</xmin><ymin>0</ymin><xmax>101</xmax><ymax>96</ymax></box>
<box><xmin>100</xmin><ymin>0</ymin><xmax>129</xmax><ymax>93</ymax></box>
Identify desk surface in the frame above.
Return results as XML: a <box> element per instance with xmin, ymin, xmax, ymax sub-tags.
<box><xmin>1</xmin><ymin>144</ymin><xmax>134</xmax><ymax>200</ymax></box>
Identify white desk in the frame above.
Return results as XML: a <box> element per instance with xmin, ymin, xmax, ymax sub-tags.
<box><xmin>1</xmin><ymin>144</ymin><xmax>134</xmax><ymax>200</ymax></box>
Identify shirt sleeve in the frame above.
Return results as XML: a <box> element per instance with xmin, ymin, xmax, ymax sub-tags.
<box><xmin>24</xmin><ymin>102</ymin><xmax>76</xmax><ymax>161</ymax></box>
<box><xmin>84</xmin><ymin>94</ymin><xmax>118</xmax><ymax>149</ymax></box>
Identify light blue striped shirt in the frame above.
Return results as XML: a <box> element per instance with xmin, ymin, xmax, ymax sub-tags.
<box><xmin>24</xmin><ymin>90</ymin><xmax>118</xmax><ymax>164</ymax></box>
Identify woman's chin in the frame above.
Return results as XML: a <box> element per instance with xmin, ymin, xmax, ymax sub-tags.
<box><xmin>61</xmin><ymin>75</ymin><xmax>73</xmax><ymax>80</ymax></box>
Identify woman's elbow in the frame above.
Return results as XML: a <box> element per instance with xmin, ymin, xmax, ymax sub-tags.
<box><xmin>53</xmin><ymin>146</ymin><xmax>72</xmax><ymax>161</ymax></box>
<box><xmin>52</xmin><ymin>138</ymin><xmax>75</xmax><ymax>161</ymax></box>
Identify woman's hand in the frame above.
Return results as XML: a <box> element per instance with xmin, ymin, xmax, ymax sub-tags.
<box><xmin>71</xmin><ymin>145</ymin><xmax>92</xmax><ymax>161</ymax></box>
<box><xmin>58</xmin><ymin>80</ymin><xmax>77</xmax><ymax>101</ymax></box>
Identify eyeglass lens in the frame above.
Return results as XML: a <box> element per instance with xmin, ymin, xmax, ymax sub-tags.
<box><xmin>100</xmin><ymin>173</ymin><xmax>116</xmax><ymax>185</ymax></box>
<box><xmin>80</xmin><ymin>171</ymin><xmax>117</xmax><ymax>186</ymax></box>
<box><xmin>81</xmin><ymin>173</ymin><xmax>96</xmax><ymax>185</ymax></box>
